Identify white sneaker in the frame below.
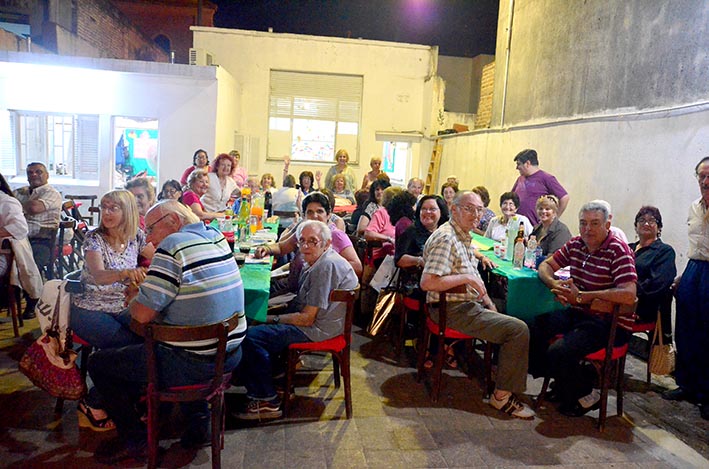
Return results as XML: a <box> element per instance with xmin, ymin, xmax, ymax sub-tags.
<box><xmin>490</xmin><ymin>393</ymin><xmax>536</xmax><ymax>420</ymax></box>
<box><xmin>578</xmin><ymin>389</ymin><xmax>600</xmax><ymax>409</ymax></box>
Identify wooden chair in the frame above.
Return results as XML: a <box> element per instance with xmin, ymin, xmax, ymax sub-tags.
<box><xmin>416</xmin><ymin>285</ymin><xmax>494</xmax><ymax>402</ymax></box>
<box><xmin>535</xmin><ymin>298</ymin><xmax>637</xmax><ymax>431</ymax></box>
<box><xmin>393</xmin><ymin>267</ymin><xmax>424</xmax><ymax>359</ymax></box>
<box><xmin>0</xmin><ymin>241</ymin><xmax>22</xmax><ymax>337</ymax></box>
<box><xmin>284</xmin><ymin>286</ymin><xmax>360</xmax><ymax>419</ymax></box>
<box><xmin>130</xmin><ymin>313</ymin><xmax>242</xmax><ymax>469</ymax></box>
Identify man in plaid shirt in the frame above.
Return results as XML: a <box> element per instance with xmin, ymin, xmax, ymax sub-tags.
<box><xmin>421</xmin><ymin>191</ymin><xmax>535</xmax><ymax>420</ymax></box>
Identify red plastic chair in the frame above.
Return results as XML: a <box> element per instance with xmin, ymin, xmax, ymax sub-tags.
<box><xmin>535</xmin><ymin>298</ymin><xmax>637</xmax><ymax>431</ymax></box>
<box><xmin>284</xmin><ymin>287</ymin><xmax>360</xmax><ymax>419</ymax></box>
<box><xmin>416</xmin><ymin>285</ymin><xmax>493</xmax><ymax>402</ymax></box>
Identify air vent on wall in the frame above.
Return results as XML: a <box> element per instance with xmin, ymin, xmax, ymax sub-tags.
<box><xmin>188</xmin><ymin>48</ymin><xmax>214</xmax><ymax>66</ymax></box>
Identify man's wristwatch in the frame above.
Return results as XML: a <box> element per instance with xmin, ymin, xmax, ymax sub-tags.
<box><xmin>272</xmin><ymin>315</ymin><xmax>280</xmax><ymax>324</ymax></box>
<box><xmin>576</xmin><ymin>292</ymin><xmax>584</xmax><ymax>305</ymax></box>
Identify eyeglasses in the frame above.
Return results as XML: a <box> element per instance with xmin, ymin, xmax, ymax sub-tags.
<box><xmin>696</xmin><ymin>173</ymin><xmax>709</xmax><ymax>182</ymax></box>
<box><xmin>145</xmin><ymin>213</ymin><xmax>170</xmax><ymax>234</ymax></box>
<box><xmin>636</xmin><ymin>217</ymin><xmax>658</xmax><ymax>226</ymax></box>
<box><xmin>458</xmin><ymin>205</ymin><xmax>485</xmax><ymax>214</ymax></box>
<box><xmin>297</xmin><ymin>238</ymin><xmax>321</xmax><ymax>248</ymax></box>
<box><xmin>163</xmin><ymin>189</ymin><xmax>180</xmax><ymax>196</ymax></box>
<box><xmin>100</xmin><ymin>204</ymin><xmax>122</xmax><ymax>214</ymax></box>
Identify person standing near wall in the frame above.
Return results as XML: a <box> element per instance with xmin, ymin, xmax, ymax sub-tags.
<box><xmin>511</xmin><ymin>149</ymin><xmax>569</xmax><ymax>225</ymax></box>
<box><xmin>664</xmin><ymin>156</ymin><xmax>709</xmax><ymax>421</ymax></box>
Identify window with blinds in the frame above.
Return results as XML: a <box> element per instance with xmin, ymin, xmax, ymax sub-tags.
<box><xmin>0</xmin><ymin>111</ymin><xmax>99</xmax><ymax>181</ymax></box>
<box><xmin>268</xmin><ymin>70</ymin><xmax>363</xmax><ymax>163</ymax></box>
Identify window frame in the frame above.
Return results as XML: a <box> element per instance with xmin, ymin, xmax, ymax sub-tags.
<box><xmin>267</xmin><ymin>69</ymin><xmax>363</xmax><ymax>165</ymax></box>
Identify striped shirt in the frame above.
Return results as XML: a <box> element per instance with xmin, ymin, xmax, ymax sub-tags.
<box><xmin>137</xmin><ymin>222</ymin><xmax>246</xmax><ymax>355</ymax></box>
<box><xmin>423</xmin><ymin>218</ymin><xmax>482</xmax><ymax>304</ymax></box>
<box><xmin>552</xmin><ymin>234</ymin><xmax>637</xmax><ymax>293</ymax></box>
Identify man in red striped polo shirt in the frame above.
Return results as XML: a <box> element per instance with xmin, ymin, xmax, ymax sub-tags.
<box><xmin>529</xmin><ymin>201</ymin><xmax>637</xmax><ymax>417</ymax></box>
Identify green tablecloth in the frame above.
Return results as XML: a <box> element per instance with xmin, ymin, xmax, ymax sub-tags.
<box><xmin>207</xmin><ymin>219</ymin><xmax>275</xmax><ymax>322</ymax></box>
<box><xmin>472</xmin><ymin>233</ymin><xmax>563</xmax><ymax>320</ymax></box>
<box><xmin>240</xmin><ymin>261</ymin><xmax>271</xmax><ymax>322</ymax></box>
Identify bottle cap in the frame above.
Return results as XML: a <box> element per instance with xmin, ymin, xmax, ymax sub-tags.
<box><xmin>241</xmin><ymin>188</ymin><xmax>251</xmax><ymax>196</ymax></box>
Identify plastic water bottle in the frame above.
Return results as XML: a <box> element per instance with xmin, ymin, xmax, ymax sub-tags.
<box><xmin>525</xmin><ymin>235</ymin><xmax>537</xmax><ymax>269</ymax></box>
<box><xmin>534</xmin><ymin>246</ymin><xmax>544</xmax><ymax>269</ymax></box>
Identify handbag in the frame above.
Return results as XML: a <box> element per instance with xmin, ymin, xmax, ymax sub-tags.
<box><xmin>648</xmin><ymin>314</ymin><xmax>675</xmax><ymax>376</ymax></box>
<box><xmin>367</xmin><ymin>267</ymin><xmax>400</xmax><ymax>336</ymax></box>
<box><xmin>370</xmin><ymin>255</ymin><xmax>399</xmax><ymax>292</ymax></box>
<box><xmin>18</xmin><ymin>284</ymin><xmax>86</xmax><ymax>400</ymax></box>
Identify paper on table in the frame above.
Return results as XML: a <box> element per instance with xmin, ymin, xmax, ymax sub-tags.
<box><xmin>268</xmin><ymin>292</ymin><xmax>296</xmax><ymax>307</ymax></box>
<box><xmin>245</xmin><ymin>255</ymin><xmax>271</xmax><ymax>264</ymax></box>
<box><xmin>471</xmin><ymin>238</ymin><xmax>493</xmax><ymax>251</ymax></box>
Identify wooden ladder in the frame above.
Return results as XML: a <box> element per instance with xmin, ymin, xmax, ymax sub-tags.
<box><xmin>424</xmin><ymin>138</ymin><xmax>443</xmax><ymax>195</ymax></box>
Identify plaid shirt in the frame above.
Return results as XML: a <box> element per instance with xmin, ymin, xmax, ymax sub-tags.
<box><xmin>14</xmin><ymin>184</ymin><xmax>62</xmax><ymax>238</ymax></box>
<box><xmin>423</xmin><ymin>218</ymin><xmax>482</xmax><ymax>304</ymax></box>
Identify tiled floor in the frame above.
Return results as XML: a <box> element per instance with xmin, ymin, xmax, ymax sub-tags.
<box><xmin>1</xmin><ymin>317</ymin><xmax>707</xmax><ymax>468</ymax></box>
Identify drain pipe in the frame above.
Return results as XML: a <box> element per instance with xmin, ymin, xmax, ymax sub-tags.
<box><xmin>500</xmin><ymin>0</ymin><xmax>515</xmax><ymax>128</ymax></box>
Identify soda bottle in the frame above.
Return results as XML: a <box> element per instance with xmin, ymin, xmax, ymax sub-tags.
<box><xmin>251</xmin><ymin>191</ymin><xmax>264</xmax><ymax>231</ymax></box>
<box><xmin>264</xmin><ymin>190</ymin><xmax>273</xmax><ymax>218</ymax></box>
<box><xmin>237</xmin><ymin>188</ymin><xmax>251</xmax><ymax>240</ymax></box>
<box><xmin>512</xmin><ymin>226</ymin><xmax>525</xmax><ymax>269</ymax></box>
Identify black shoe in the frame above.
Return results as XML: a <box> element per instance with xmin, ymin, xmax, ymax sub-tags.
<box><xmin>22</xmin><ymin>309</ymin><xmax>36</xmax><ymax>320</ymax></box>
<box><xmin>700</xmin><ymin>403</ymin><xmax>709</xmax><ymax>421</ymax></box>
<box><xmin>662</xmin><ymin>387</ymin><xmax>696</xmax><ymax>402</ymax></box>
<box><xmin>23</xmin><ymin>298</ymin><xmax>38</xmax><ymax>320</ymax></box>
<box><xmin>559</xmin><ymin>400</ymin><xmax>600</xmax><ymax>417</ymax></box>
<box><xmin>94</xmin><ymin>436</ymin><xmax>147</xmax><ymax>464</ymax></box>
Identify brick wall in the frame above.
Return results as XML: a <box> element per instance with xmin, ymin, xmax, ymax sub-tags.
<box><xmin>474</xmin><ymin>61</ymin><xmax>495</xmax><ymax>129</ymax></box>
<box><xmin>73</xmin><ymin>0</ymin><xmax>168</xmax><ymax>61</ymax></box>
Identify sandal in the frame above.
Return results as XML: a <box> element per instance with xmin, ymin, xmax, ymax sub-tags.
<box><xmin>77</xmin><ymin>399</ymin><xmax>116</xmax><ymax>432</ymax></box>
<box><xmin>444</xmin><ymin>344</ymin><xmax>458</xmax><ymax>369</ymax></box>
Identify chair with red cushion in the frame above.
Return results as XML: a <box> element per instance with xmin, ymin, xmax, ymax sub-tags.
<box><xmin>284</xmin><ymin>286</ymin><xmax>360</xmax><ymax>419</ymax></box>
<box><xmin>130</xmin><ymin>312</ymin><xmax>242</xmax><ymax>469</ymax></box>
<box><xmin>535</xmin><ymin>298</ymin><xmax>637</xmax><ymax>431</ymax></box>
<box><xmin>416</xmin><ymin>284</ymin><xmax>493</xmax><ymax>403</ymax></box>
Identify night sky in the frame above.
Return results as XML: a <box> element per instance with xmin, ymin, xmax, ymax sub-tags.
<box><xmin>211</xmin><ymin>0</ymin><xmax>499</xmax><ymax>58</ymax></box>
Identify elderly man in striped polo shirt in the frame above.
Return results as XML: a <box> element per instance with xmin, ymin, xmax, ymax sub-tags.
<box><xmin>530</xmin><ymin>201</ymin><xmax>637</xmax><ymax>417</ymax></box>
<box><xmin>88</xmin><ymin>200</ymin><xmax>247</xmax><ymax>464</ymax></box>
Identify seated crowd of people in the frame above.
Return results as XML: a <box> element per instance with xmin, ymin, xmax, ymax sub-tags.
<box><xmin>1</xmin><ymin>148</ymin><xmax>707</xmax><ymax>464</ymax></box>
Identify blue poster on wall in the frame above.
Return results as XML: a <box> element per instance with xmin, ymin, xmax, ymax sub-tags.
<box><xmin>124</xmin><ymin>128</ymin><xmax>158</xmax><ymax>177</ymax></box>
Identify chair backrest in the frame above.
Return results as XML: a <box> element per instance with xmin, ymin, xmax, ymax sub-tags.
<box><xmin>273</xmin><ymin>210</ymin><xmax>298</xmax><ymax>219</ymax></box>
<box><xmin>131</xmin><ymin>312</ymin><xmax>243</xmax><ymax>397</ymax></box>
<box><xmin>589</xmin><ymin>297</ymin><xmax>638</xmax><ymax>360</ymax></box>
<box><xmin>347</xmin><ymin>234</ymin><xmax>366</xmax><ymax>280</ymax></box>
<box><xmin>0</xmin><ymin>241</ymin><xmax>14</xmax><ymax>283</ymax></box>
<box><xmin>434</xmin><ymin>284</ymin><xmax>467</xmax><ymax>334</ymax></box>
<box><xmin>330</xmin><ymin>286</ymin><xmax>360</xmax><ymax>344</ymax></box>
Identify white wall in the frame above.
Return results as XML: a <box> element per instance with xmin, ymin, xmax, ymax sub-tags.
<box><xmin>436</xmin><ymin>106</ymin><xmax>709</xmax><ymax>271</ymax></box>
<box><xmin>192</xmin><ymin>27</ymin><xmax>438</xmax><ymax>186</ymax></box>
<box><xmin>0</xmin><ymin>52</ymin><xmax>236</xmax><ymax>196</ymax></box>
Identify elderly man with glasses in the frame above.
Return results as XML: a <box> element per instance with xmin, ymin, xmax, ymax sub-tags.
<box><xmin>87</xmin><ymin>200</ymin><xmax>247</xmax><ymax>463</ymax></box>
<box><xmin>420</xmin><ymin>191</ymin><xmax>536</xmax><ymax>419</ymax></box>
<box><xmin>235</xmin><ymin>220</ymin><xmax>358</xmax><ymax>421</ymax></box>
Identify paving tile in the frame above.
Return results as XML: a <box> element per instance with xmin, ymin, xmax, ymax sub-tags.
<box><xmin>325</xmin><ymin>447</ymin><xmax>368</xmax><ymax>469</ymax></box>
<box><xmin>400</xmin><ymin>449</ymin><xmax>449</xmax><ymax>468</ymax></box>
<box><xmin>438</xmin><ymin>441</ymin><xmax>489</xmax><ymax>467</ymax></box>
